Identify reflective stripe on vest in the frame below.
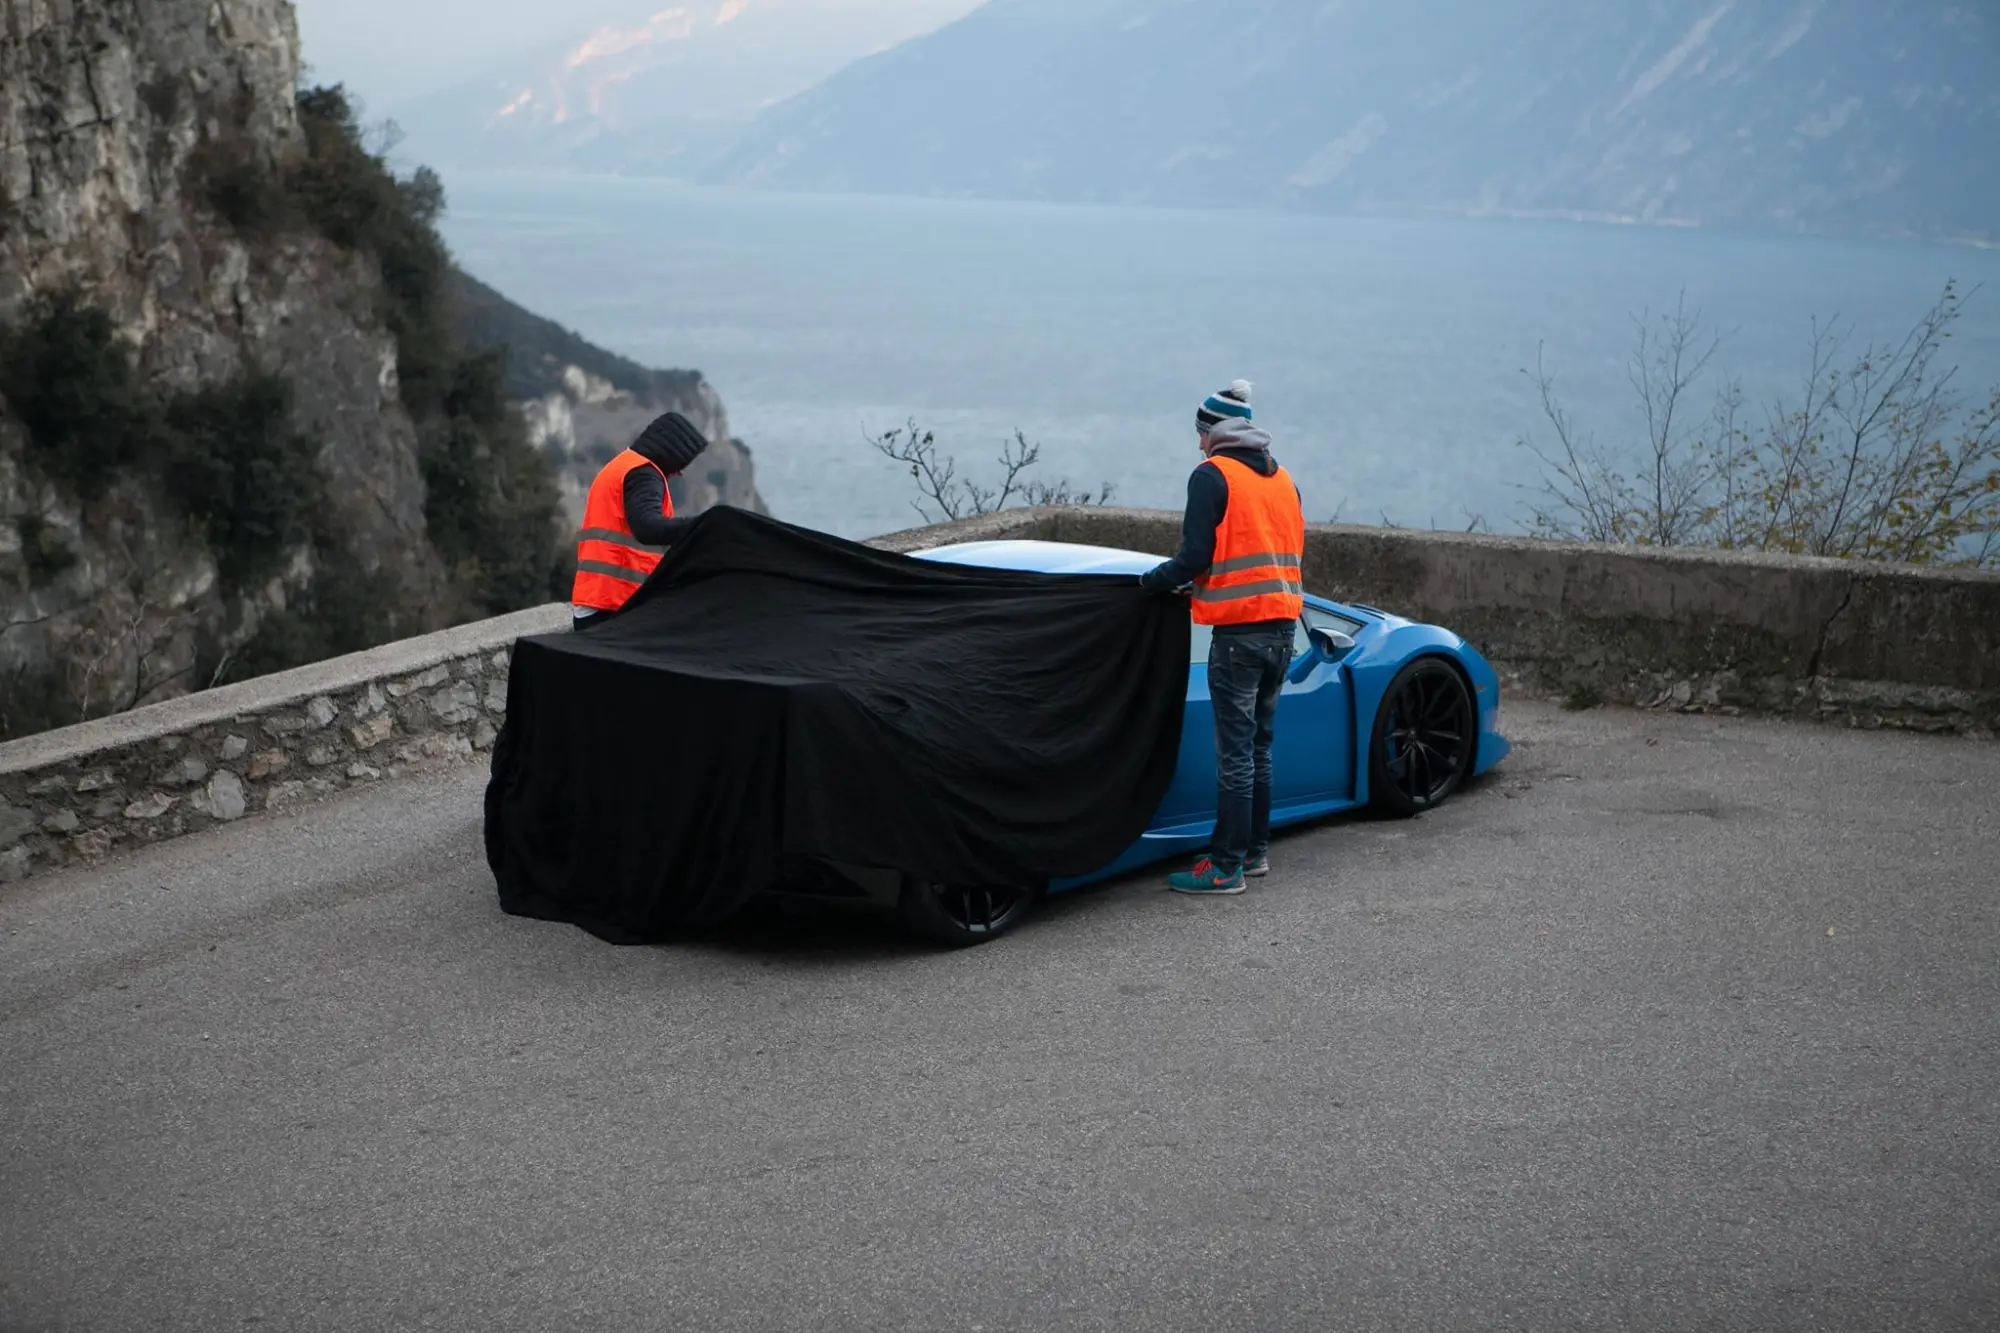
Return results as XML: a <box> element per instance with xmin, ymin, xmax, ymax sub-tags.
<box><xmin>570</xmin><ymin>450</ymin><xmax>672</xmax><ymax>613</ymax></box>
<box><xmin>1191</xmin><ymin>455</ymin><xmax>1305</xmax><ymax>627</ymax></box>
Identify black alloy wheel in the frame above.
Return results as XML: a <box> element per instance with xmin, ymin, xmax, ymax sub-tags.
<box><xmin>1367</xmin><ymin>657</ymin><xmax>1477</xmax><ymax>817</ymax></box>
<box><xmin>898</xmin><ymin>877</ymin><xmax>1041</xmax><ymax>947</ymax></box>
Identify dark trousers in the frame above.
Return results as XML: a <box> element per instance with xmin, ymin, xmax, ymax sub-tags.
<box><xmin>1206</xmin><ymin>625</ymin><xmax>1293</xmax><ymax>872</ymax></box>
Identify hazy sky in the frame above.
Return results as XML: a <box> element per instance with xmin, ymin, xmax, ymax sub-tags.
<box><xmin>293</xmin><ymin>0</ymin><xmax>595</xmax><ymax>109</ymax></box>
<box><xmin>291</xmin><ymin>0</ymin><xmax>981</xmax><ymax>112</ymax></box>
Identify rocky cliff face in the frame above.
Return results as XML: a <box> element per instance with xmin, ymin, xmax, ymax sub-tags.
<box><xmin>516</xmin><ymin>364</ymin><xmax>766</xmax><ymax>532</ymax></box>
<box><xmin>0</xmin><ymin>0</ymin><xmax>765</xmax><ymax>742</ymax></box>
<box><xmin>0</xmin><ymin>0</ymin><xmax>447</xmax><ymax>735</ymax></box>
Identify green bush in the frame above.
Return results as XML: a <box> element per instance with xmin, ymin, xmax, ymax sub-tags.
<box><xmin>228</xmin><ymin>541</ymin><xmax>403</xmax><ymax>684</ymax></box>
<box><xmin>1562</xmin><ymin>684</ymin><xmax>1604</xmax><ymax>712</ymax></box>
<box><xmin>0</xmin><ymin>291</ymin><xmax>318</xmax><ymax>591</ymax></box>
<box><xmin>0</xmin><ymin>290</ymin><xmax>156</xmax><ymax>495</ymax></box>
<box><xmin>0</xmin><ymin>666</ymin><xmax>74</xmax><ymax>744</ymax></box>
<box><xmin>16</xmin><ymin>514</ymin><xmax>77</xmax><ymax>584</ymax></box>
<box><xmin>163</xmin><ymin>374</ymin><xmax>318</xmax><ymax>586</ymax></box>
<box><xmin>420</xmin><ymin>350</ymin><xmax>562</xmax><ymax>615</ymax></box>
<box><xmin>292</xmin><ymin>84</ymin><xmax>562</xmax><ymax>619</ymax></box>
<box><xmin>139</xmin><ymin>74</ymin><xmax>180</xmax><ymax>123</ymax></box>
<box><xmin>293</xmin><ymin>87</ymin><xmax>457</xmax><ymax>415</ymax></box>
<box><xmin>186</xmin><ymin>133</ymin><xmax>288</xmax><ymax>236</ymax></box>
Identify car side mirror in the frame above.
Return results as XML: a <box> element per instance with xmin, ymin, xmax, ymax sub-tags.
<box><xmin>1309</xmin><ymin>627</ymin><xmax>1355</xmax><ymax>659</ymax></box>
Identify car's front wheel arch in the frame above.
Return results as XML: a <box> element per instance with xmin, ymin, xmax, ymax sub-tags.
<box><xmin>1365</xmin><ymin>653</ymin><xmax>1479</xmax><ymax>818</ymax></box>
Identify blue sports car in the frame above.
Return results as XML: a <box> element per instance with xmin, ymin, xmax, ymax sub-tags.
<box><xmin>795</xmin><ymin>537</ymin><xmax>1511</xmax><ymax>946</ymax></box>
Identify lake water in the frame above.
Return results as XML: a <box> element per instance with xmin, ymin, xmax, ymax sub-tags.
<box><xmin>438</xmin><ymin>173</ymin><xmax>2000</xmax><ymax>542</ymax></box>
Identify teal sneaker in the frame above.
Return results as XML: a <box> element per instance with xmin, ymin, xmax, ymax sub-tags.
<box><xmin>1243</xmin><ymin>853</ymin><xmax>1270</xmax><ymax>877</ymax></box>
<box><xmin>1167</xmin><ymin>857</ymin><xmax>1246</xmax><ymax>895</ymax></box>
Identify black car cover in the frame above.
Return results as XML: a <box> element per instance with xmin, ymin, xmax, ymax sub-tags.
<box><xmin>484</xmin><ymin>507</ymin><xmax>1189</xmax><ymax>942</ymax></box>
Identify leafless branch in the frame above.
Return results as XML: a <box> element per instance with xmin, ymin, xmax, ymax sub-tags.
<box><xmin>1517</xmin><ymin>343</ymin><xmax>1629</xmax><ymax>543</ymax></box>
<box><xmin>870</xmin><ymin>420</ymin><xmax>1111</xmax><ymax>522</ymax></box>
<box><xmin>870</xmin><ymin>419</ymin><xmax>967</xmax><ymax>523</ymax></box>
<box><xmin>1523</xmin><ymin>280</ymin><xmax>1995</xmax><ymax>569</ymax></box>
<box><xmin>1627</xmin><ymin>291</ymin><xmax>1730</xmax><ymax>545</ymax></box>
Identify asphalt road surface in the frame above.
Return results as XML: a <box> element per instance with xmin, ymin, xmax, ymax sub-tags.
<box><xmin>3</xmin><ymin>700</ymin><xmax>1996</xmax><ymax>1332</ymax></box>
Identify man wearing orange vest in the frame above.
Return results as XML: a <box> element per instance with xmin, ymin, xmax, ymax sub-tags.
<box><xmin>571</xmin><ymin>411</ymin><xmax>710</xmax><ymax>628</ymax></box>
<box><xmin>1139</xmin><ymin>380</ymin><xmax>1305</xmax><ymax>894</ymax></box>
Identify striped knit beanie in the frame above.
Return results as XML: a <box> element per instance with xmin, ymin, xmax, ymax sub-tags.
<box><xmin>1196</xmin><ymin>380</ymin><xmax>1254</xmax><ymax>434</ymax></box>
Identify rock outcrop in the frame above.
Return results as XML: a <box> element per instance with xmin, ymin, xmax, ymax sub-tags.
<box><xmin>516</xmin><ymin>363</ymin><xmax>767</xmax><ymax>533</ymax></box>
<box><xmin>0</xmin><ymin>0</ymin><xmax>446</xmax><ymax>736</ymax></box>
<box><xmin>451</xmin><ymin>268</ymin><xmax>767</xmax><ymax>533</ymax></box>
<box><xmin>0</xmin><ymin>1</ymin><xmax>765</xmax><ymax>742</ymax></box>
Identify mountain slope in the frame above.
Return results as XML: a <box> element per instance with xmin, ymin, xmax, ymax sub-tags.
<box><xmin>706</xmin><ymin>0</ymin><xmax>2000</xmax><ymax>242</ymax></box>
<box><xmin>451</xmin><ymin>269</ymin><xmax>768</xmax><ymax>527</ymax></box>
<box><xmin>392</xmin><ymin>0</ymin><xmax>981</xmax><ymax>173</ymax></box>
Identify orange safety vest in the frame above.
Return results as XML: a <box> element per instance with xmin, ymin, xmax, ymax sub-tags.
<box><xmin>1191</xmin><ymin>454</ymin><xmax>1305</xmax><ymax>626</ymax></box>
<box><xmin>571</xmin><ymin>450</ymin><xmax>672</xmax><ymax>613</ymax></box>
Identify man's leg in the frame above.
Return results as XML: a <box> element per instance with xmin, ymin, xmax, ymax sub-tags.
<box><xmin>1206</xmin><ymin>634</ymin><xmax>1260</xmax><ymax>873</ymax></box>
<box><xmin>1245</xmin><ymin>627</ymin><xmax>1293</xmax><ymax>874</ymax></box>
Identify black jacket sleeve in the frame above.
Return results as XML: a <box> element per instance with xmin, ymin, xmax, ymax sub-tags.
<box><xmin>623</xmin><ymin>462</ymin><xmax>696</xmax><ymax>547</ymax></box>
<box><xmin>1139</xmin><ymin>463</ymin><xmax>1228</xmax><ymax>592</ymax></box>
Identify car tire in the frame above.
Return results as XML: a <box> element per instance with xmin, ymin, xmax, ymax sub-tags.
<box><xmin>898</xmin><ymin>877</ymin><xmax>1042</xmax><ymax>947</ymax></box>
<box><xmin>1367</xmin><ymin>656</ymin><xmax>1477</xmax><ymax>819</ymax></box>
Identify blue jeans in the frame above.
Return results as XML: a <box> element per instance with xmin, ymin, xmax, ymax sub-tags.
<box><xmin>1206</xmin><ymin>625</ymin><xmax>1293</xmax><ymax>873</ymax></box>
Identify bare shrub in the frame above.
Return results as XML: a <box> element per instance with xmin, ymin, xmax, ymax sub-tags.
<box><xmin>870</xmin><ymin>420</ymin><xmax>1113</xmax><ymax>524</ymax></box>
<box><xmin>1521</xmin><ymin>281</ymin><xmax>1998</xmax><ymax>567</ymax></box>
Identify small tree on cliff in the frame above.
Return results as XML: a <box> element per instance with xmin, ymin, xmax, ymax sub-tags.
<box><xmin>289</xmin><ymin>85</ymin><xmax>561</xmax><ymax>620</ymax></box>
<box><xmin>1520</xmin><ymin>281</ymin><xmax>1999</xmax><ymax>568</ymax></box>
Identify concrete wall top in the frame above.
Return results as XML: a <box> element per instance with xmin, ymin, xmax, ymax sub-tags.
<box><xmin>881</xmin><ymin>506</ymin><xmax>2000</xmax><ymax>713</ymax></box>
<box><xmin>879</xmin><ymin>504</ymin><xmax>2000</xmax><ymax>585</ymax></box>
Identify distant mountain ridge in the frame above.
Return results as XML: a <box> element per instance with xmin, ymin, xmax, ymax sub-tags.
<box><xmin>703</xmin><ymin>0</ymin><xmax>1999</xmax><ymax>244</ymax></box>
<box><xmin>392</xmin><ymin>0</ymin><xmax>981</xmax><ymax>174</ymax></box>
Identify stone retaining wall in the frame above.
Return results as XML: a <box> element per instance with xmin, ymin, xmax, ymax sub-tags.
<box><xmin>0</xmin><ymin>605</ymin><xmax>567</xmax><ymax>885</ymax></box>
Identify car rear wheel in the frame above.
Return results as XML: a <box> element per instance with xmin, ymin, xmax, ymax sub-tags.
<box><xmin>1367</xmin><ymin>657</ymin><xmax>1476</xmax><ymax>818</ymax></box>
<box><xmin>898</xmin><ymin>877</ymin><xmax>1041</xmax><ymax>946</ymax></box>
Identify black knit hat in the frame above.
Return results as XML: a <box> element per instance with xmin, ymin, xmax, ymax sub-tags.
<box><xmin>632</xmin><ymin>411</ymin><xmax>709</xmax><ymax>474</ymax></box>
